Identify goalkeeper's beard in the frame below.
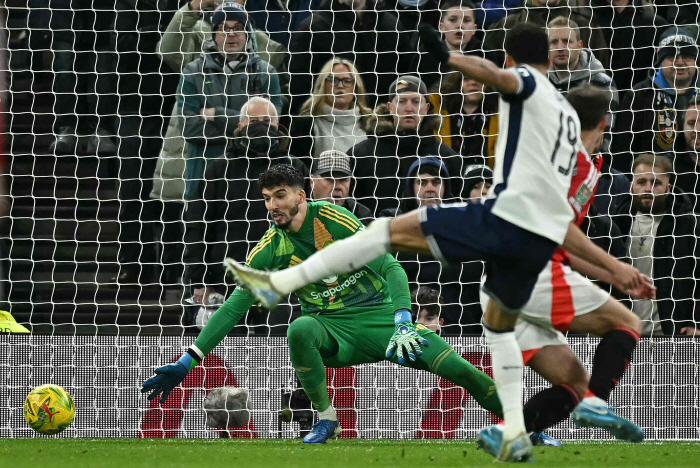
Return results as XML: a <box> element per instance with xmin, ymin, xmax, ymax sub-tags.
<box><xmin>272</xmin><ymin>202</ymin><xmax>299</xmax><ymax>230</ymax></box>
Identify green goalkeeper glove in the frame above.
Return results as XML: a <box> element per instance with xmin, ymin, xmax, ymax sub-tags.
<box><xmin>386</xmin><ymin>309</ymin><xmax>430</xmax><ymax>365</ymax></box>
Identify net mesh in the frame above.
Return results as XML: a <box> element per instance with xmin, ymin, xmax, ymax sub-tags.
<box><xmin>1</xmin><ymin>0</ymin><xmax>699</xmax><ymax>439</ymax></box>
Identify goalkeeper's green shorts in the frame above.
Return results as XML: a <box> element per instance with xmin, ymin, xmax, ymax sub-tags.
<box><xmin>299</xmin><ymin>305</ymin><xmax>455</xmax><ymax>373</ymax></box>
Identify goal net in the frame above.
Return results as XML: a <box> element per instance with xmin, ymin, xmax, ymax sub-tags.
<box><xmin>1</xmin><ymin>0</ymin><xmax>699</xmax><ymax>440</ymax></box>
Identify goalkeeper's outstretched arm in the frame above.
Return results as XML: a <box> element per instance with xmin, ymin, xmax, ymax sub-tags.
<box><xmin>140</xmin><ymin>289</ymin><xmax>256</xmax><ymax>403</ymax></box>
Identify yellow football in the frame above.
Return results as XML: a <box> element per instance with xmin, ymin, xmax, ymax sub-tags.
<box><xmin>23</xmin><ymin>384</ymin><xmax>75</xmax><ymax>435</ymax></box>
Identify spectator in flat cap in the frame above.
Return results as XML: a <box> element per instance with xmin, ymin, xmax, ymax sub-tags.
<box><xmin>613</xmin><ymin>27</ymin><xmax>698</xmax><ymax>173</ymax></box>
<box><xmin>310</xmin><ymin>150</ymin><xmax>373</xmax><ymax>224</ymax></box>
<box><xmin>348</xmin><ymin>76</ymin><xmax>464</xmax><ymax>216</ymax></box>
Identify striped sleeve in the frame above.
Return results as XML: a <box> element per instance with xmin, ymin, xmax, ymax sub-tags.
<box><xmin>318</xmin><ymin>204</ymin><xmax>364</xmax><ymax>240</ymax></box>
<box><xmin>245</xmin><ymin>229</ymin><xmax>278</xmax><ymax>269</ymax></box>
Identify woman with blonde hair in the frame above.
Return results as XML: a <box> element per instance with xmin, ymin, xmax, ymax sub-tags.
<box><xmin>290</xmin><ymin>58</ymin><xmax>371</xmax><ymax>168</ymax></box>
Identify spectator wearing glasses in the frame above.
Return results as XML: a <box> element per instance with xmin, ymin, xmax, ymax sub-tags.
<box><xmin>178</xmin><ymin>2</ymin><xmax>283</xmax><ymax>200</ymax></box>
<box><xmin>289</xmin><ymin>58</ymin><xmax>370</xmax><ymax>171</ymax></box>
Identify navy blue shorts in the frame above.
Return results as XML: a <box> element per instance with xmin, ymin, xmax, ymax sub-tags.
<box><xmin>419</xmin><ymin>200</ymin><xmax>558</xmax><ymax>312</ymax></box>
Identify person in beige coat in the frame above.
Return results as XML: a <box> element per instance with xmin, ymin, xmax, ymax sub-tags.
<box><xmin>149</xmin><ymin>0</ymin><xmax>289</xmax><ymax>289</ymax></box>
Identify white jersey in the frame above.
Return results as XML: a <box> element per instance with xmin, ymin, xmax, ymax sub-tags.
<box><xmin>487</xmin><ymin>65</ymin><xmax>582</xmax><ymax>245</ymax></box>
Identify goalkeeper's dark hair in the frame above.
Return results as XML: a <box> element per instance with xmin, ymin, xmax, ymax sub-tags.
<box><xmin>567</xmin><ymin>85</ymin><xmax>611</xmax><ymax>131</ymax></box>
<box><xmin>440</xmin><ymin>0</ymin><xmax>477</xmax><ymax>20</ymax></box>
<box><xmin>504</xmin><ymin>23</ymin><xmax>550</xmax><ymax>66</ymax></box>
<box><xmin>258</xmin><ymin>164</ymin><xmax>305</xmax><ymax>191</ymax></box>
<box><xmin>411</xmin><ymin>287</ymin><xmax>443</xmax><ymax>321</ymax></box>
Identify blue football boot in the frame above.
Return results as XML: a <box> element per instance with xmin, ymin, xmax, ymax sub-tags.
<box><xmin>477</xmin><ymin>425</ymin><xmax>533</xmax><ymax>462</ymax></box>
<box><xmin>530</xmin><ymin>431</ymin><xmax>561</xmax><ymax>447</ymax></box>
<box><xmin>476</xmin><ymin>425</ymin><xmax>503</xmax><ymax>458</ymax></box>
<box><xmin>302</xmin><ymin>420</ymin><xmax>341</xmax><ymax>444</ymax></box>
<box><xmin>572</xmin><ymin>399</ymin><xmax>644</xmax><ymax>443</ymax></box>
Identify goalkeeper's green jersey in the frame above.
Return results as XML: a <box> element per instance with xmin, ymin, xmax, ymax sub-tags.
<box><xmin>193</xmin><ymin>201</ymin><xmax>412</xmax><ymax>356</ymax></box>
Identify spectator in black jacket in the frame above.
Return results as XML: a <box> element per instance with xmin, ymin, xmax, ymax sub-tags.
<box><xmin>287</xmin><ymin>0</ymin><xmax>412</xmax><ymax>113</ymax></box>
<box><xmin>613</xmin><ymin>27</ymin><xmax>698</xmax><ymax>174</ymax></box>
<box><xmin>613</xmin><ymin>154</ymin><xmax>699</xmax><ymax>336</ymax></box>
<box><xmin>673</xmin><ymin>96</ymin><xmax>700</xmax><ymax>211</ymax></box>
<box><xmin>310</xmin><ymin>150</ymin><xmax>373</xmax><ymax>224</ymax></box>
<box><xmin>184</xmin><ymin>97</ymin><xmax>299</xmax><ymax>305</ymax></box>
<box><xmin>348</xmin><ymin>76</ymin><xmax>462</xmax><ymax>216</ymax></box>
<box><xmin>413</xmin><ymin>0</ymin><xmax>484</xmax><ymax>90</ymax></box>
<box><xmin>378</xmin><ymin>157</ymin><xmax>455</xmax><ymax>217</ymax></box>
<box><xmin>380</xmin><ymin>158</ymin><xmax>483</xmax><ymax>333</ymax></box>
<box><xmin>590</xmin><ymin>0</ymin><xmax>667</xmax><ymax>93</ymax></box>
<box><xmin>462</xmin><ymin>163</ymin><xmax>493</xmax><ymax>202</ymax></box>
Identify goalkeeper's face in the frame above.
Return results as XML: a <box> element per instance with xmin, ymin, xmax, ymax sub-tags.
<box><xmin>262</xmin><ymin>186</ymin><xmax>304</xmax><ymax>230</ymax></box>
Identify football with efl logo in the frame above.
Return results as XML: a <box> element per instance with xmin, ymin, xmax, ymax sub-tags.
<box><xmin>23</xmin><ymin>384</ymin><xmax>75</xmax><ymax>435</ymax></box>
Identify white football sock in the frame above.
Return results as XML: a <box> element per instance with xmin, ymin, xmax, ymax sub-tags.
<box><xmin>271</xmin><ymin>217</ymin><xmax>392</xmax><ymax>294</ymax></box>
<box><xmin>318</xmin><ymin>406</ymin><xmax>338</xmax><ymax>422</ymax></box>
<box><xmin>483</xmin><ymin>326</ymin><xmax>526</xmax><ymax>440</ymax></box>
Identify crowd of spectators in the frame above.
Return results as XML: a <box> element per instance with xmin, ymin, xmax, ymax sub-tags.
<box><xmin>22</xmin><ymin>0</ymin><xmax>700</xmax><ymax>335</ymax></box>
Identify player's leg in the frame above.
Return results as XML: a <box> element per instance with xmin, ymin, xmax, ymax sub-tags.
<box><xmin>570</xmin><ymin>297</ymin><xmax>641</xmax><ymax>402</ymax></box>
<box><xmin>286</xmin><ymin>315</ymin><xmax>340</xmax><ymax>439</ymax></box>
<box><xmin>225</xmin><ymin>213</ymin><xmax>428</xmax><ymax>308</ymax></box>
<box><xmin>568</xmin><ymin>298</ymin><xmax>643</xmax><ymax>441</ymax></box>
<box><xmin>272</xmin><ymin>211</ymin><xmax>429</xmax><ymax>294</ymax></box>
<box><xmin>478</xmin><ymin>250</ymin><xmax>558</xmax><ymax>461</ymax></box>
<box><xmin>408</xmin><ymin>329</ymin><xmax>504</xmax><ymax>418</ymax></box>
<box><xmin>523</xmin><ymin>345</ymin><xmax>588</xmax><ymax>432</ymax></box>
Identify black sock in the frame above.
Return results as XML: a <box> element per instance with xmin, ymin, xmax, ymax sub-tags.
<box><xmin>523</xmin><ymin>385</ymin><xmax>579</xmax><ymax>433</ymax></box>
<box><xmin>588</xmin><ymin>328</ymin><xmax>639</xmax><ymax>401</ymax></box>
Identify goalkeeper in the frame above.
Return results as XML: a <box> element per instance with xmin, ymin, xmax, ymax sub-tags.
<box><xmin>142</xmin><ymin>164</ymin><xmax>503</xmax><ymax>443</ymax></box>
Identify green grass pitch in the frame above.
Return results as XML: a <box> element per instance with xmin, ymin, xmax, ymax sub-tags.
<box><xmin>2</xmin><ymin>439</ymin><xmax>699</xmax><ymax>467</ymax></box>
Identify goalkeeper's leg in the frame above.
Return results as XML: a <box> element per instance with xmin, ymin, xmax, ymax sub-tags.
<box><xmin>286</xmin><ymin>316</ymin><xmax>339</xmax><ymax>420</ymax></box>
<box><xmin>411</xmin><ymin>330</ymin><xmax>503</xmax><ymax>418</ymax></box>
<box><xmin>271</xmin><ymin>212</ymin><xmax>429</xmax><ymax>294</ymax></box>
